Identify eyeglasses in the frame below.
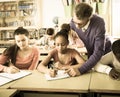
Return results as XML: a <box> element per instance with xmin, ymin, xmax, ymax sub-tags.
<box><xmin>72</xmin><ymin>19</ymin><xmax>82</xmax><ymax>25</ymax></box>
<box><xmin>72</xmin><ymin>18</ymin><xmax>89</xmax><ymax>28</ymax></box>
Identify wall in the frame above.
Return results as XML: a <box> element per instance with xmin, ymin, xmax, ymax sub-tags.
<box><xmin>39</xmin><ymin>0</ymin><xmax>120</xmax><ymax>38</ymax></box>
<box><xmin>111</xmin><ymin>0</ymin><xmax>120</xmax><ymax>38</ymax></box>
<box><xmin>41</xmin><ymin>0</ymin><xmax>65</xmax><ymax>28</ymax></box>
<box><xmin>40</xmin><ymin>0</ymin><xmax>112</xmax><ymax>35</ymax></box>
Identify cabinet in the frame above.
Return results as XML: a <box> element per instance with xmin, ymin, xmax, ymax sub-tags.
<box><xmin>0</xmin><ymin>0</ymin><xmax>40</xmax><ymax>42</ymax></box>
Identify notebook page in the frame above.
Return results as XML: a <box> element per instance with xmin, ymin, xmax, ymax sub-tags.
<box><xmin>45</xmin><ymin>70</ymin><xmax>70</xmax><ymax>81</ymax></box>
<box><xmin>0</xmin><ymin>70</ymin><xmax>32</xmax><ymax>80</ymax></box>
<box><xmin>0</xmin><ymin>76</ymin><xmax>12</xmax><ymax>86</ymax></box>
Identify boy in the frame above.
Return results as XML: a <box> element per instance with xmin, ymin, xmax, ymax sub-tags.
<box><xmin>94</xmin><ymin>39</ymin><xmax>120</xmax><ymax>80</ymax></box>
<box><xmin>36</xmin><ymin>28</ymin><xmax>55</xmax><ymax>49</ymax></box>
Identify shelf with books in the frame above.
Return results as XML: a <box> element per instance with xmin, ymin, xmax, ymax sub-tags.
<box><xmin>0</xmin><ymin>0</ymin><xmax>36</xmax><ymax>28</ymax></box>
<box><xmin>0</xmin><ymin>1</ymin><xmax>18</xmax><ymax>27</ymax></box>
<box><xmin>0</xmin><ymin>0</ymin><xmax>39</xmax><ymax>43</ymax></box>
<box><xmin>18</xmin><ymin>0</ymin><xmax>35</xmax><ymax>27</ymax></box>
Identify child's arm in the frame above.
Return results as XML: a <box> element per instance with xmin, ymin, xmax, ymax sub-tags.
<box><xmin>94</xmin><ymin>51</ymin><xmax>120</xmax><ymax>80</ymax></box>
<box><xmin>94</xmin><ymin>62</ymin><xmax>112</xmax><ymax>74</ymax></box>
<box><xmin>29</xmin><ymin>47</ymin><xmax>40</xmax><ymax>70</ymax></box>
<box><xmin>61</xmin><ymin>50</ymin><xmax>85</xmax><ymax>77</ymax></box>
<box><xmin>37</xmin><ymin>54</ymin><xmax>52</xmax><ymax>74</ymax></box>
<box><xmin>37</xmin><ymin>53</ymin><xmax>57</xmax><ymax>77</ymax></box>
<box><xmin>94</xmin><ymin>52</ymin><xmax>113</xmax><ymax>74</ymax></box>
<box><xmin>95</xmin><ymin>63</ymin><xmax>120</xmax><ymax>80</ymax></box>
<box><xmin>55</xmin><ymin>50</ymin><xmax>85</xmax><ymax>70</ymax></box>
<box><xmin>70</xmin><ymin>50</ymin><xmax>85</xmax><ymax>68</ymax></box>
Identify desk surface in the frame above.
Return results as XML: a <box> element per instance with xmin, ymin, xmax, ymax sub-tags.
<box><xmin>89</xmin><ymin>72</ymin><xmax>120</xmax><ymax>93</ymax></box>
<box><xmin>10</xmin><ymin>70</ymin><xmax>91</xmax><ymax>93</ymax></box>
<box><xmin>0</xmin><ymin>89</ymin><xmax>17</xmax><ymax>97</ymax></box>
<box><xmin>0</xmin><ymin>81</ymin><xmax>16</xmax><ymax>89</ymax></box>
<box><xmin>1</xmin><ymin>70</ymin><xmax>120</xmax><ymax>95</ymax></box>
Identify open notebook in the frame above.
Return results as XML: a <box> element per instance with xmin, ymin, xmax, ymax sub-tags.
<box><xmin>0</xmin><ymin>70</ymin><xmax>32</xmax><ymax>86</ymax></box>
<box><xmin>45</xmin><ymin>70</ymin><xmax>70</xmax><ymax>81</ymax></box>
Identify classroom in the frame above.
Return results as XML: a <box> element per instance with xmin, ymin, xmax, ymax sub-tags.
<box><xmin>0</xmin><ymin>0</ymin><xmax>120</xmax><ymax>97</ymax></box>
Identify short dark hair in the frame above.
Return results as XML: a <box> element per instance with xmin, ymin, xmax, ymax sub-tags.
<box><xmin>46</xmin><ymin>28</ymin><xmax>54</xmax><ymax>35</ymax></box>
<box><xmin>75</xmin><ymin>2</ymin><xmax>93</xmax><ymax>20</ymax></box>
<box><xmin>14</xmin><ymin>27</ymin><xmax>29</xmax><ymax>37</ymax></box>
<box><xmin>61</xmin><ymin>23</ymin><xmax>70</xmax><ymax>32</ymax></box>
<box><xmin>112</xmin><ymin>39</ymin><xmax>120</xmax><ymax>62</ymax></box>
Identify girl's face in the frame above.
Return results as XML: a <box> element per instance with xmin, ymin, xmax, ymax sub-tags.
<box><xmin>55</xmin><ymin>36</ymin><xmax>68</xmax><ymax>53</ymax></box>
<box><xmin>15</xmin><ymin>34</ymin><xmax>29</xmax><ymax>50</ymax></box>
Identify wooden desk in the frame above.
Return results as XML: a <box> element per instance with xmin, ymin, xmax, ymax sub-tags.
<box><xmin>39</xmin><ymin>46</ymin><xmax>87</xmax><ymax>55</ymax></box>
<box><xmin>0</xmin><ymin>81</ymin><xmax>16</xmax><ymax>89</ymax></box>
<box><xmin>0</xmin><ymin>89</ymin><xmax>18</xmax><ymax>97</ymax></box>
<box><xmin>89</xmin><ymin>72</ymin><xmax>120</xmax><ymax>94</ymax></box>
<box><xmin>10</xmin><ymin>70</ymin><xmax>91</xmax><ymax>93</ymax></box>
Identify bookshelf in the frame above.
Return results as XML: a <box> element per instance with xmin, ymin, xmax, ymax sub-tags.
<box><xmin>0</xmin><ymin>0</ymin><xmax>36</xmax><ymax>28</ymax></box>
<box><xmin>0</xmin><ymin>0</ymin><xmax>41</xmax><ymax>48</ymax></box>
<box><xmin>0</xmin><ymin>0</ymin><xmax>40</xmax><ymax>41</ymax></box>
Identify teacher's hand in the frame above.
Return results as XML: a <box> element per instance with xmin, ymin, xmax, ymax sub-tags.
<box><xmin>65</xmin><ymin>67</ymin><xmax>81</xmax><ymax>77</ymax></box>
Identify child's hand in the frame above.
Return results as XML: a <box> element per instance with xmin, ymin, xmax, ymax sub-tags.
<box><xmin>109</xmin><ymin>69</ymin><xmax>120</xmax><ymax>80</ymax></box>
<box><xmin>4</xmin><ymin>66</ymin><xmax>20</xmax><ymax>74</ymax></box>
<box><xmin>49</xmin><ymin>68</ymin><xmax>57</xmax><ymax>77</ymax></box>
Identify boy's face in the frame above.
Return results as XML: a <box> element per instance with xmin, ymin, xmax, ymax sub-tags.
<box><xmin>47</xmin><ymin>35</ymin><xmax>54</xmax><ymax>40</ymax></box>
<box><xmin>55</xmin><ymin>36</ymin><xmax>68</xmax><ymax>53</ymax></box>
<box><xmin>114</xmin><ymin>53</ymin><xmax>120</xmax><ymax>62</ymax></box>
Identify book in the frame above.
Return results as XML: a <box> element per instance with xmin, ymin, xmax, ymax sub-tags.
<box><xmin>0</xmin><ymin>70</ymin><xmax>32</xmax><ymax>86</ymax></box>
<box><xmin>45</xmin><ymin>70</ymin><xmax>70</xmax><ymax>81</ymax></box>
<box><xmin>0</xmin><ymin>76</ymin><xmax>12</xmax><ymax>86</ymax></box>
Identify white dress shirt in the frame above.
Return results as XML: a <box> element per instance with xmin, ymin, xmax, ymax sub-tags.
<box><xmin>82</xmin><ymin>20</ymin><xmax>90</xmax><ymax>32</ymax></box>
<box><xmin>94</xmin><ymin>51</ymin><xmax>120</xmax><ymax>74</ymax></box>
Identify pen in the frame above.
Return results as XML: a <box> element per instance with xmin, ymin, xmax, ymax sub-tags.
<box><xmin>50</xmin><ymin>64</ymin><xmax>58</xmax><ymax>71</ymax></box>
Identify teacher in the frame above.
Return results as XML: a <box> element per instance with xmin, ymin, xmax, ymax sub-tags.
<box><xmin>67</xmin><ymin>2</ymin><xmax>111</xmax><ymax>76</ymax></box>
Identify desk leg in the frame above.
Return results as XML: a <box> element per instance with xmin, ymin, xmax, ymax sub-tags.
<box><xmin>79</xmin><ymin>93</ymin><xmax>92</xmax><ymax>97</ymax></box>
<box><xmin>86</xmin><ymin>92</ymin><xmax>101</xmax><ymax>97</ymax></box>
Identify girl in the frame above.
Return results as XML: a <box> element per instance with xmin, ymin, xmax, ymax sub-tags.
<box><xmin>61</xmin><ymin>23</ymin><xmax>84</xmax><ymax>48</ymax></box>
<box><xmin>37</xmin><ymin>29</ymin><xmax>85</xmax><ymax>77</ymax></box>
<box><xmin>0</xmin><ymin>27</ymin><xmax>40</xmax><ymax>73</ymax></box>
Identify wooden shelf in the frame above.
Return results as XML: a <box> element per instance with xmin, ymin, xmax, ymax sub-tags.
<box><xmin>0</xmin><ymin>0</ymin><xmax>40</xmax><ymax>41</ymax></box>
